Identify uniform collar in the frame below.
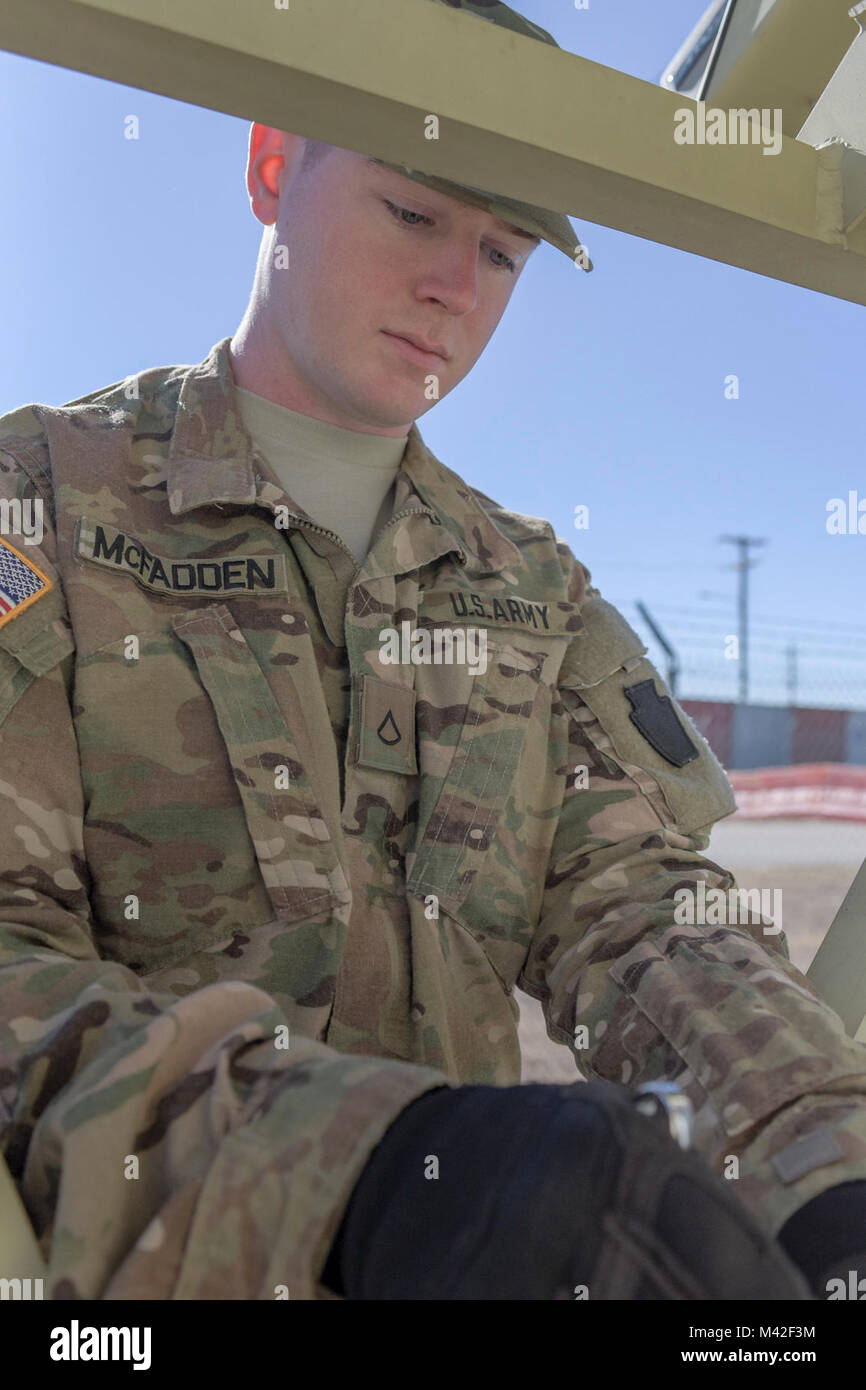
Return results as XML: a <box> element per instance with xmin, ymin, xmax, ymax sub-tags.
<box><xmin>166</xmin><ymin>338</ymin><xmax>521</xmax><ymax>577</ymax></box>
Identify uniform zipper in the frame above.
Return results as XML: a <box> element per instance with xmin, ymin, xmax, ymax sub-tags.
<box><xmin>254</xmin><ymin>496</ymin><xmax>467</xmax><ymax>569</ymax></box>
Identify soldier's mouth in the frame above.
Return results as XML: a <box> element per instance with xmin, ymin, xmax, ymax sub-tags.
<box><xmin>381</xmin><ymin>332</ymin><xmax>449</xmax><ymax>368</ymax></box>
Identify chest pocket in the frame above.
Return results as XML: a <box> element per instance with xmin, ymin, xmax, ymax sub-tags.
<box><xmin>406</xmin><ymin>638</ymin><xmax>541</xmax><ymax>919</ymax></box>
<box><xmin>173</xmin><ymin>605</ymin><xmax>350</xmax><ymax>920</ymax></box>
<box><xmin>75</xmin><ymin>601</ymin><xmax>348</xmax><ymax>975</ymax></box>
<box><xmin>405</xmin><ymin>584</ymin><xmax>581</xmax><ymax>939</ymax></box>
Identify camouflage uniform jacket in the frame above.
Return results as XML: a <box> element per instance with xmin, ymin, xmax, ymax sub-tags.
<box><xmin>1</xmin><ymin>339</ymin><xmax>866</xmax><ymax>1299</ymax></box>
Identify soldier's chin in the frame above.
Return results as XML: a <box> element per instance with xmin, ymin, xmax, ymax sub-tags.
<box><xmin>389</xmin><ymin>382</ymin><xmax>441</xmax><ymax>420</ymax></box>
<box><xmin>368</xmin><ymin>378</ymin><xmax>441</xmax><ymax>424</ymax></box>
<box><xmin>409</xmin><ymin>391</ymin><xmax>443</xmax><ymax>422</ymax></box>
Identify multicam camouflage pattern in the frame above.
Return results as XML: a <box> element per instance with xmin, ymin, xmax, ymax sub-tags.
<box><xmin>1</xmin><ymin>338</ymin><xmax>866</xmax><ymax>1300</ymax></box>
<box><xmin>376</xmin><ymin>0</ymin><xmax>592</xmax><ymax>267</ymax></box>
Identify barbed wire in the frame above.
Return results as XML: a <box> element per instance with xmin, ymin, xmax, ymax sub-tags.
<box><xmin>622</xmin><ymin>602</ymin><xmax>866</xmax><ymax>712</ymax></box>
<box><xmin>623</xmin><ymin>601</ymin><xmax>866</xmax><ymax>640</ymax></box>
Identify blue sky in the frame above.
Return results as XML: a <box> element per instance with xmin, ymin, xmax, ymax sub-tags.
<box><xmin>0</xmin><ymin>0</ymin><xmax>863</xmax><ymax>710</ymax></box>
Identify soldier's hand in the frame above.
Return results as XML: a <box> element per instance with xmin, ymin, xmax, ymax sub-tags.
<box><xmin>322</xmin><ymin>1079</ymin><xmax>811</xmax><ymax>1300</ymax></box>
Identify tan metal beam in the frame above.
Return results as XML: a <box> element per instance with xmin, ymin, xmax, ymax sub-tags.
<box><xmin>706</xmin><ymin>0</ymin><xmax>858</xmax><ymax>138</ymax></box>
<box><xmin>0</xmin><ymin>1152</ymin><xmax>47</xmax><ymax>1285</ymax></box>
<box><xmin>808</xmin><ymin>858</ymin><xmax>866</xmax><ymax>1043</ymax></box>
<box><xmin>1</xmin><ymin>0</ymin><xmax>865</xmax><ymax>305</ymax></box>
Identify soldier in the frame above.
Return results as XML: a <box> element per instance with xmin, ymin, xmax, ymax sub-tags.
<box><xmin>0</xmin><ymin>0</ymin><xmax>864</xmax><ymax>1301</ymax></box>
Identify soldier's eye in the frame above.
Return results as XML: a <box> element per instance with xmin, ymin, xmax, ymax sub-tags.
<box><xmin>382</xmin><ymin>199</ymin><xmax>517</xmax><ymax>273</ymax></box>
<box><xmin>383</xmin><ymin>199</ymin><xmax>433</xmax><ymax>229</ymax></box>
<box><xmin>486</xmin><ymin>246</ymin><xmax>517</xmax><ymax>273</ymax></box>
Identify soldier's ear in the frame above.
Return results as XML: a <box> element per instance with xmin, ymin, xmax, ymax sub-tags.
<box><xmin>246</xmin><ymin>126</ymin><xmax>298</xmax><ymax>227</ymax></box>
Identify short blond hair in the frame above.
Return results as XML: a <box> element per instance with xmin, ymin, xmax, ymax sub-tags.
<box><xmin>299</xmin><ymin>137</ymin><xmax>337</xmax><ymax>173</ymax></box>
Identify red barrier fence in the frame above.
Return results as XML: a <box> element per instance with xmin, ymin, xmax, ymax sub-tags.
<box><xmin>728</xmin><ymin>764</ymin><xmax>866</xmax><ymax>821</ymax></box>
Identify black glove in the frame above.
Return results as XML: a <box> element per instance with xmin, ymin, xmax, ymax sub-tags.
<box><xmin>322</xmin><ymin>1079</ymin><xmax>811</xmax><ymax>1300</ymax></box>
<box><xmin>778</xmin><ymin>1180</ymin><xmax>866</xmax><ymax>1298</ymax></box>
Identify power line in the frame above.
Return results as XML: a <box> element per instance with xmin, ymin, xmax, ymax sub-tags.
<box><xmin>632</xmin><ymin>630</ymin><xmax>866</xmax><ymax>658</ymax></box>
<box><xmin>633</xmin><ymin>600</ymin><xmax>866</xmax><ymax>628</ymax></box>
<box><xmin>629</xmin><ymin>605</ymin><xmax>866</xmax><ymax>640</ymax></box>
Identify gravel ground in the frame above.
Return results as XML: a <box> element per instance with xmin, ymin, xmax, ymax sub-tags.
<box><xmin>517</xmin><ymin>818</ymin><xmax>866</xmax><ymax>1083</ymax></box>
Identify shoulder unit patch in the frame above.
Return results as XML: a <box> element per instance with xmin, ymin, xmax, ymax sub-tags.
<box><xmin>0</xmin><ymin>535</ymin><xmax>53</xmax><ymax>629</ymax></box>
<box><xmin>623</xmin><ymin>678</ymin><xmax>700</xmax><ymax>768</ymax></box>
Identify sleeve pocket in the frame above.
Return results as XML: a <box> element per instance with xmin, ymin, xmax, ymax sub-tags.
<box><xmin>610</xmin><ymin>929</ymin><xmax>866</xmax><ymax>1138</ymax></box>
<box><xmin>0</xmin><ymin>587</ymin><xmax>74</xmax><ymax>728</ymax></box>
<box><xmin>0</xmin><ymin>648</ymin><xmax>37</xmax><ymax>727</ymax></box>
<box><xmin>559</xmin><ymin>597</ymin><xmax>736</xmax><ymax>835</ymax></box>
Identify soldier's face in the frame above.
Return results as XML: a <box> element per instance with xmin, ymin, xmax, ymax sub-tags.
<box><xmin>245</xmin><ymin>131</ymin><xmax>536</xmax><ymax>433</ymax></box>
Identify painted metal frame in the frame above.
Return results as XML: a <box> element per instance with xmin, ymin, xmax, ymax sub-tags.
<box><xmin>0</xmin><ymin>0</ymin><xmax>865</xmax><ymax>302</ymax></box>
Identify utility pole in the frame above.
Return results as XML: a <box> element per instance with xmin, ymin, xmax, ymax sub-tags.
<box><xmin>635</xmin><ymin>602</ymin><xmax>680</xmax><ymax>696</ymax></box>
<box><xmin>719</xmin><ymin>535</ymin><xmax>767</xmax><ymax>704</ymax></box>
<box><xmin>786</xmin><ymin>643</ymin><xmax>798</xmax><ymax>707</ymax></box>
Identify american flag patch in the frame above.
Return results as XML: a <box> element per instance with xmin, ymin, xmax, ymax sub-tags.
<box><xmin>0</xmin><ymin>535</ymin><xmax>52</xmax><ymax>630</ymax></box>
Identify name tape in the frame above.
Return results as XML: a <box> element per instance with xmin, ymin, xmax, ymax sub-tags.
<box><xmin>75</xmin><ymin>518</ymin><xmax>289</xmax><ymax>597</ymax></box>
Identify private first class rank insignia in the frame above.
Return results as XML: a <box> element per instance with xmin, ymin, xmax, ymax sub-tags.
<box><xmin>0</xmin><ymin>535</ymin><xmax>52</xmax><ymax>629</ymax></box>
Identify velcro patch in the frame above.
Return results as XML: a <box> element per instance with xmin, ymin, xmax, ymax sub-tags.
<box><xmin>75</xmin><ymin>517</ymin><xmax>289</xmax><ymax>598</ymax></box>
<box><xmin>771</xmin><ymin>1127</ymin><xmax>845</xmax><ymax>1184</ymax></box>
<box><xmin>421</xmin><ymin>587</ymin><xmax>581</xmax><ymax>636</ymax></box>
<box><xmin>623</xmin><ymin>678</ymin><xmax>699</xmax><ymax>768</ymax></box>
<box><xmin>357</xmin><ymin>676</ymin><xmax>417</xmax><ymax>776</ymax></box>
<box><xmin>0</xmin><ymin>535</ymin><xmax>52</xmax><ymax>630</ymax></box>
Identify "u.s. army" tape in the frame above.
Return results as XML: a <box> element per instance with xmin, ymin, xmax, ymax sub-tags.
<box><xmin>75</xmin><ymin>518</ymin><xmax>289</xmax><ymax>597</ymax></box>
<box><xmin>420</xmin><ymin>587</ymin><xmax>582</xmax><ymax>635</ymax></box>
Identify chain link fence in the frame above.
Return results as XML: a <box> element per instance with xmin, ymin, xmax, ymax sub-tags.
<box><xmin>622</xmin><ymin>603</ymin><xmax>866</xmax><ymax>767</ymax></box>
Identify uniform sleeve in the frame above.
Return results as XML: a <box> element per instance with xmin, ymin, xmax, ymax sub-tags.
<box><xmin>520</xmin><ymin>540</ymin><xmax>866</xmax><ymax>1238</ymax></box>
<box><xmin>0</xmin><ymin>453</ymin><xmax>448</xmax><ymax>1301</ymax></box>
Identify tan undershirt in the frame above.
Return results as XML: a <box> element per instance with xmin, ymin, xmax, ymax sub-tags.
<box><xmin>235</xmin><ymin>386</ymin><xmax>408</xmax><ymax>566</ymax></box>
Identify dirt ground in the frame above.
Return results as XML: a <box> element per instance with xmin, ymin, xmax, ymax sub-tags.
<box><xmin>518</xmin><ymin>817</ymin><xmax>866</xmax><ymax>1083</ymax></box>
